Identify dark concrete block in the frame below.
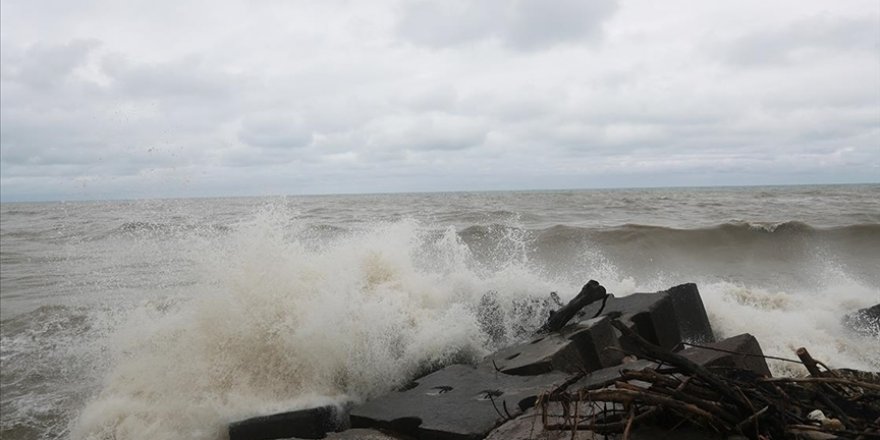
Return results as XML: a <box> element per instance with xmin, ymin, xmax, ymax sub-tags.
<box><xmin>843</xmin><ymin>303</ymin><xmax>880</xmax><ymax>337</ymax></box>
<box><xmin>567</xmin><ymin>333</ymin><xmax>771</xmax><ymax>390</ymax></box>
<box><xmin>480</xmin><ymin>316</ymin><xmax>623</xmax><ymax>376</ymax></box>
<box><xmin>569</xmin><ymin>359</ymin><xmax>658</xmax><ymax>391</ymax></box>
<box><xmin>350</xmin><ymin>364</ymin><xmax>568</xmax><ymax>440</ymax></box>
<box><xmin>577</xmin><ymin>292</ymin><xmax>682</xmax><ymax>350</ymax></box>
<box><xmin>679</xmin><ymin>333</ymin><xmax>771</xmax><ymax>377</ymax></box>
<box><xmin>229</xmin><ymin>405</ymin><xmax>346</xmax><ymax>440</ymax></box>
<box><xmin>319</xmin><ymin>428</ymin><xmax>408</xmax><ymax>439</ymax></box>
<box><xmin>484</xmin><ymin>407</ymin><xmax>601</xmax><ymax>440</ymax></box>
<box><xmin>663</xmin><ymin>283</ymin><xmax>714</xmax><ymax>343</ymax></box>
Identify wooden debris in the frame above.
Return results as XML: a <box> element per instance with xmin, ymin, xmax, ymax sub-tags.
<box><xmin>540</xmin><ymin>280</ymin><xmax>608</xmax><ymax>333</ymax></box>
<box><xmin>536</xmin><ymin>318</ymin><xmax>880</xmax><ymax>440</ymax></box>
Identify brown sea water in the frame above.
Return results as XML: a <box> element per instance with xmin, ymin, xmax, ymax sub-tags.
<box><xmin>1</xmin><ymin>185</ymin><xmax>879</xmax><ymax>439</ymax></box>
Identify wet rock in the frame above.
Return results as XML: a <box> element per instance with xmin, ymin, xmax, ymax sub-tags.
<box><xmin>228</xmin><ymin>405</ymin><xmax>348</xmax><ymax>440</ymax></box>
<box><xmin>577</xmin><ymin>291</ymin><xmax>682</xmax><ymax>350</ymax></box>
<box><xmin>575</xmin><ymin>284</ymin><xmax>714</xmax><ymax>350</ymax></box>
<box><xmin>317</xmin><ymin>428</ymin><xmax>408</xmax><ymax>439</ymax></box>
<box><xmin>565</xmin><ymin>333</ymin><xmax>771</xmax><ymax>392</ymax></box>
<box><xmin>484</xmin><ymin>407</ymin><xmax>602</xmax><ymax>440</ymax></box>
<box><xmin>480</xmin><ymin>316</ymin><xmax>623</xmax><ymax>376</ymax></box>
<box><xmin>679</xmin><ymin>333</ymin><xmax>771</xmax><ymax>377</ymax></box>
<box><xmin>664</xmin><ymin>283</ymin><xmax>714</xmax><ymax>343</ymax></box>
<box><xmin>629</xmin><ymin>426</ymin><xmax>739</xmax><ymax>439</ymax></box>
<box><xmin>843</xmin><ymin>304</ymin><xmax>880</xmax><ymax>337</ymax></box>
<box><xmin>485</xmin><ymin>403</ymin><xmax>741</xmax><ymax>439</ymax></box>
<box><xmin>569</xmin><ymin>358</ymin><xmax>658</xmax><ymax>390</ymax></box>
<box><xmin>350</xmin><ymin>364</ymin><xmax>568</xmax><ymax>440</ymax></box>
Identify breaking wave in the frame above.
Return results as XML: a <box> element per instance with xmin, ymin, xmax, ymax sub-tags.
<box><xmin>4</xmin><ymin>205</ymin><xmax>877</xmax><ymax>440</ymax></box>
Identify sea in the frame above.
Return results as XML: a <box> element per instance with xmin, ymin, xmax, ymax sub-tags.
<box><xmin>1</xmin><ymin>184</ymin><xmax>879</xmax><ymax>440</ymax></box>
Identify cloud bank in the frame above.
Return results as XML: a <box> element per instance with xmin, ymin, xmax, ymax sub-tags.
<box><xmin>1</xmin><ymin>0</ymin><xmax>878</xmax><ymax>201</ymax></box>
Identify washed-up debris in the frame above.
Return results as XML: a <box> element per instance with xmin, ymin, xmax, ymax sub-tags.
<box><xmin>536</xmin><ymin>321</ymin><xmax>880</xmax><ymax>440</ymax></box>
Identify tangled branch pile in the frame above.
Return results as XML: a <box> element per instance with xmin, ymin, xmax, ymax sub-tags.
<box><xmin>537</xmin><ymin>321</ymin><xmax>880</xmax><ymax>439</ymax></box>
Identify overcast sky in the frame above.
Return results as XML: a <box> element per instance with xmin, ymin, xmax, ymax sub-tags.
<box><xmin>1</xmin><ymin>0</ymin><xmax>878</xmax><ymax>201</ymax></box>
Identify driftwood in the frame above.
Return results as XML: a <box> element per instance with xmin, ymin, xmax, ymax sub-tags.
<box><xmin>539</xmin><ymin>280</ymin><xmax>607</xmax><ymax>333</ymax></box>
<box><xmin>537</xmin><ymin>318</ymin><xmax>880</xmax><ymax>439</ymax></box>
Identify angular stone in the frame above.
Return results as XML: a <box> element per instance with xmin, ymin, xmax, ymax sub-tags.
<box><xmin>664</xmin><ymin>283</ymin><xmax>714</xmax><ymax>343</ymax></box>
<box><xmin>485</xmin><ymin>394</ymin><xmax>739</xmax><ymax>440</ymax></box>
<box><xmin>319</xmin><ymin>428</ymin><xmax>407</xmax><ymax>439</ymax></box>
<box><xmin>577</xmin><ymin>291</ymin><xmax>682</xmax><ymax>350</ymax></box>
<box><xmin>629</xmin><ymin>426</ymin><xmax>736</xmax><ymax>439</ymax></box>
<box><xmin>228</xmin><ymin>405</ymin><xmax>347</xmax><ymax>440</ymax></box>
<box><xmin>566</xmin><ymin>333</ymin><xmax>771</xmax><ymax>392</ymax></box>
<box><xmin>350</xmin><ymin>364</ymin><xmax>569</xmax><ymax>440</ymax></box>
<box><xmin>479</xmin><ymin>316</ymin><xmax>623</xmax><ymax>376</ymax></box>
<box><xmin>569</xmin><ymin>359</ymin><xmax>658</xmax><ymax>391</ymax></box>
<box><xmin>679</xmin><ymin>333</ymin><xmax>771</xmax><ymax>377</ymax></box>
<box><xmin>484</xmin><ymin>407</ymin><xmax>603</xmax><ymax>440</ymax></box>
<box><xmin>843</xmin><ymin>304</ymin><xmax>880</xmax><ymax>337</ymax></box>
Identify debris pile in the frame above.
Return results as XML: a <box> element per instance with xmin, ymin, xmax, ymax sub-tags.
<box><xmin>537</xmin><ymin>322</ymin><xmax>880</xmax><ymax>439</ymax></box>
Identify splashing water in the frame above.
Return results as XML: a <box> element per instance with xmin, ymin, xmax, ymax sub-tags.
<box><xmin>70</xmin><ymin>209</ymin><xmax>567</xmax><ymax>439</ymax></box>
<box><xmin>1</xmin><ymin>187</ymin><xmax>877</xmax><ymax>440</ymax></box>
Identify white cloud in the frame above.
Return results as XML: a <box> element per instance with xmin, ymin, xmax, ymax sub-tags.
<box><xmin>0</xmin><ymin>0</ymin><xmax>878</xmax><ymax>201</ymax></box>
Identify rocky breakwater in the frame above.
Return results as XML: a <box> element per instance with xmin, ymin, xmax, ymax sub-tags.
<box><xmin>228</xmin><ymin>281</ymin><xmax>880</xmax><ymax>440</ymax></box>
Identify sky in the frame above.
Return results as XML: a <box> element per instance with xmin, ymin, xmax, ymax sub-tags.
<box><xmin>1</xmin><ymin>0</ymin><xmax>878</xmax><ymax>201</ymax></box>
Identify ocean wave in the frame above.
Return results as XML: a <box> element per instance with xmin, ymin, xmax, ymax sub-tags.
<box><xmin>0</xmin><ymin>204</ymin><xmax>874</xmax><ymax>440</ymax></box>
<box><xmin>115</xmin><ymin>221</ymin><xmax>231</xmax><ymax>238</ymax></box>
<box><xmin>527</xmin><ymin>220</ymin><xmax>880</xmax><ymax>246</ymax></box>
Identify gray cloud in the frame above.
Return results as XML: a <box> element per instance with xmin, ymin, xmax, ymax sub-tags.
<box><xmin>238</xmin><ymin>114</ymin><xmax>313</xmax><ymax>150</ymax></box>
<box><xmin>396</xmin><ymin>0</ymin><xmax>618</xmax><ymax>50</ymax></box>
<box><xmin>721</xmin><ymin>14</ymin><xmax>880</xmax><ymax>66</ymax></box>
<box><xmin>4</xmin><ymin>40</ymin><xmax>99</xmax><ymax>89</ymax></box>
<box><xmin>1</xmin><ymin>0</ymin><xmax>878</xmax><ymax>201</ymax></box>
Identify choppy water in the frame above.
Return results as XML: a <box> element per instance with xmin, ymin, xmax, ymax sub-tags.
<box><xmin>1</xmin><ymin>185</ymin><xmax>879</xmax><ymax>439</ymax></box>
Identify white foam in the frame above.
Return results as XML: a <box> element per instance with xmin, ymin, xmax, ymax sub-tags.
<box><xmin>700</xmin><ymin>277</ymin><xmax>879</xmax><ymax>377</ymax></box>
<box><xmin>71</xmin><ymin>209</ymin><xmax>560</xmax><ymax>440</ymax></box>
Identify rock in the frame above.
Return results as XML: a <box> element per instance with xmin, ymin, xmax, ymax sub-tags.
<box><xmin>843</xmin><ymin>303</ymin><xmax>880</xmax><ymax>337</ymax></box>
<box><xmin>679</xmin><ymin>333</ymin><xmax>771</xmax><ymax>377</ymax></box>
<box><xmin>664</xmin><ymin>283</ymin><xmax>714</xmax><ymax>343</ymax></box>
<box><xmin>318</xmin><ymin>428</ymin><xmax>408</xmax><ymax>439</ymax></box>
<box><xmin>577</xmin><ymin>291</ymin><xmax>682</xmax><ymax>350</ymax></box>
<box><xmin>350</xmin><ymin>364</ymin><xmax>568</xmax><ymax>440</ymax></box>
<box><xmin>564</xmin><ymin>333</ymin><xmax>770</xmax><ymax>393</ymax></box>
<box><xmin>628</xmin><ymin>426</ymin><xmax>736</xmax><ymax>439</ymax></box>
<box><xmin>568</xmin><ymin>358</ymin><xmax>658</xmax><ymax>391</ymax></box>
<box><xmin>575</xmin><ymin>284</ymin><xmax>715</xmax><ymax>350</ymax></box>
<box><xmin>484</xmin><ymin>407</ymin><xmax>603</xmax><ymax>440</ymax></box>
<box><xmin>479</xmin><ymin>316</ymin><xmax>623</xmax><ymax>376</ymax></box>
<box><xmin>228</xmin><ymin>405</ymin><xmax>348</xmax><ymax>440</ymax></box>
<box><xmin>485</xmin><ymin>401</ymin><xmax>740</xmax><ymax>440</ymax></box>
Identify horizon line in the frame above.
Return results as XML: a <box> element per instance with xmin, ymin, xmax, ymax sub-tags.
<box><xmin>1</xmin><ymin>181</ymin><xmax>878</xmax><ymax>204</ymax></box>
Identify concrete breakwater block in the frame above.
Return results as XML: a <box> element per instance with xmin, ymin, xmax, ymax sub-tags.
<box><xmin>843</xmin><ymin>303</ymin><xmax>880</xmax><ymax>337</ymax></box>
<box><xmin>228</xmin><ymin>404</ymin><xmax>348</xmax><ymax>440</ymax></box>
<box><xmin>678</xmin><ymin>333</ymin><xmax>771</xmax><ymax>377</ymax></box>
<box><xmin>479</xmin><ymin>316</ymin><xmax>623</xmax><ymax>376</ymax></box>
<box><xmin>565</xmin><ymin>333</ymin><xmax>771</xmax><ymax>392</ymax></box>
<box><xmin>316</xmin><ymin>428</ymin><xmax>408</xmax><ymax>439</ymax></box>
<box><xmin>485</xmin><ymin>408</ymin><xmax>736</xmax><ymax>440</ymax></box>
<box><xmin>482</xmin><ymin>334</ymin><xmax>769</xmax><ymax>439</ymax></box>
<box><xmin>577</xmin><ymin>291</ymin><xmax>681</xmax><ymax>349</ymax></box>
<box><xmin>664</xmin><ymin>283</ymin><xmax>714</xmax><ymax>343</ymax></box>
<box><xmin>576</xmin><ymin>284</ymin><xmax>714</xmax><ymax>350</ymax></box>
<box><xmin>350</xmin><ymin>364</ymin><xmax>569</xmax><ymax>439</ymax></box>
<box><xmin>483</xmin><ymin>407</ymin><xmax>600</xmax><ymax>440</ymax></box>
